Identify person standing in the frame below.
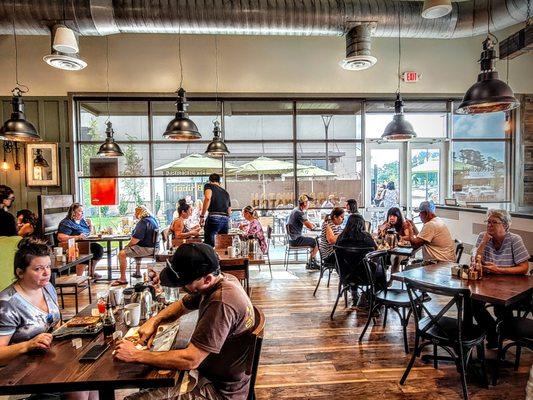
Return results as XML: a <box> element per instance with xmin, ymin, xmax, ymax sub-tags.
<box><xmin>0</xmin><ymin>185</ymin><xmax>17</xmax><ymax>237</ymax></box>
<box><xmin>200</xmin><ymin>173</ymin><xmax>231</xmax><ymax>247</ymax></box>
<box><xmin>381</xmin><ymin>181</ymin><xmax>399</xmax><ymax>212</ymax></box>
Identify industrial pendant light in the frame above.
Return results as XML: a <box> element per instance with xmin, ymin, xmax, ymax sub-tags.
<box><xmin>206</xmin><ymin>36</ymin><xmax>229</xmax><ymax>156</ymax></box>
<box><xmin>206</xmin><ymin>121</ymin><xmax>229</xmax><ymax>156</ymax></box>
<box><xmin>381</xmin><ymin>6</ymin><xmax>416</xmax><ymax>141</ymax></box>
<box><xmin>456</xmin><ymin>0</ymin><xmax>520</xmax><ymax>114</ymax></box>
<box><xmin>1</xmin><ymin>4</ymin><xmax>40</xmax><ymax>142</ymax></box>
<box><xmin>163</xmin><ymin>25</ymin><xmax>201</xmax><ymax>140</ymax></box>
<box><xmin>97</xmin><ymin>37</ymin><xmax>123</xmax><ymax>156</ymax></box>
<box><xmin>421</xmin><ymin>0</ymin><xmax>452</xmax><ymax>19</ymax></box>
<box><xmin>97</xmin><ymin>121</ymin><xmax>124</xmax><ymax>157</ymax></box>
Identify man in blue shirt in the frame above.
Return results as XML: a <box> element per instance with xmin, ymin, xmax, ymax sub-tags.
<box><xmin>113</xmin><ymin>206</ymin><xmax>159</xmax><ymax>286</ymax></box>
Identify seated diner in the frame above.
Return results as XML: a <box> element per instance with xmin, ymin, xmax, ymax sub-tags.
<box><xmin>240</xmin><ymin>205</ymin><xmax>268</xmax><ymax>255</ymax></box>
<box><xmin>169</xmin><ymin>199</ymin><xmax>201</xmax><ymax>248</ymax></box>
<box><xmin>57</xmin><ymin>203</ymin><xmax>103</xmax><ymax>279</ymax></box>
<box><xmin>471</xmin><ymin>209</ymin><xmax>530</xmax><ymax>348</ymax></box>
<box><xmin>318</xmin><ymin>207</ymin><xmax>345</xmax><ymax>265</ymax></box>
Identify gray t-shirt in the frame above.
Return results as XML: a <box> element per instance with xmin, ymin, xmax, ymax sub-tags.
<box><xmin>287</xmin><ymin>208</ymin><xmax>307</xmax><ymax>240</ymax></box>
<box><xmin>0</xmin><ymin>283</ymin><xmax>60</xmax><ymax>344</ymax></box>
<box><xmin>475</xmin><ymin>232</ymin><xmax>530</xmax><ymax>268</ymax></box>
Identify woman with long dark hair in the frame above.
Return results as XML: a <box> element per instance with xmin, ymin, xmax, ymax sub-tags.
<box><xmin>169</xmin><ymin>199</ymin><xmax>201</xmax><ymax>248</ymax></box>
<box><xmin>377</xmin><ymin>207</ymin><xmax>415</xmax><ymax>239</ymax></box>
<box><xmin>336</xmin><ymin>214</ymin><xmax>377</xmax><ymax>310</ymax></box>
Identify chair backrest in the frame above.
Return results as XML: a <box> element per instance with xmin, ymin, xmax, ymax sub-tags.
<box><xmin>333</xmin><ymin>245</ymin><xmax>375</xmax><ymax>285</ymax></box>
<box><xmin>284</xmin><ymin>224</ymin><xmax>292</xmax><ymax>240</ymax></box>
<box><xmin>215</xmin><ymin>234</ymin><xmax>233</xmax><ymax>250</ymax></box>
<box><xmin>266</xmin><ymin>225</ymin><xmax>272</xmax><ymax>240</ymax></box>
<box><xmin>152</xmin><ymin>229</ymin><xmax>160</xmax><ymax>255</ymax></box>
<box><xmin>454</xmin><ymin>239</ymin><xmax>464</xmax><ymax>263</ymax></box>
<box><xmin>361</xmin><ymin>250</ymin><xmax>389</xmax><ymax>295</ymax></box>
<box><xmin>246</xmin><ymin>306</ymin><xmax>266</xmax><ymax>400</ymax></box>
<box><xmin>37</xmin><ymin>194</ymin><xmax>74</xmax><ymax>243</ymax></box>
<box><xmin>161</xmin><ymin>227</ymin><xmax>170</xmax><ymax>250</ymax></box>
<box><xmin>404</xmin><ymin>277</ymin><xmax>470</xmax><ymax>342</ymax></box>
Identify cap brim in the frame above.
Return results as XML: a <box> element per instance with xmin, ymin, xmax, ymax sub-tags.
<box><xmin>159</xmin><ymin>266</ymin><xmax>187</xmax><ymax>287</ymax></box>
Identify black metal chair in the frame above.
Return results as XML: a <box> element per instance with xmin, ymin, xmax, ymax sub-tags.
<box><xmin>244</xmin><ymin>306</ymin><xmax>265</xmax><ymax>400</ymax></box>
<box><xmin>400</xmin><ymin>278</ymin><xmax>487</xmax><ymax>400</ymax></box>
<box><xmin>283</xmin><ymin>224</ymin><xmax>312</xmax><ymax>271</ymax></box>
<box><xmin>359</xmin><ymin>250</ymin><xmax>414</xmax><ymax>354</ymax></box>
<box><xmin>260</xmin><ymin>225</ymin><xmax>273</xmax><ymax>278</ymax></box>
<box><xmin>492</xmin><ymin>300</ymin><xmax>532</xmax><ymax>385</ymax></box>
<box><xmin>330</xmin><ymin>245</ymin><xmax>374</xmax><ymax>320</ymax></box>
<box><xmin>454</xmin><ymin>239</ymin><xmax>464</xmax><ymax>263</ymax></box>
<box><xmin>129</xmin><ymin>228</ymin><xmax>160</xmax><ymax>279</ymax></box>
<box><xmin>313</xmin><ymin>241</ymin><xmax>338</xmax><ymax>297</ymax></box>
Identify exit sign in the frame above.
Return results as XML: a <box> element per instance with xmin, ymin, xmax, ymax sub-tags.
<box><xmin>402</xmin><ymin>71</ymin><xmax>420</xmax><ymax>83</ymax></box>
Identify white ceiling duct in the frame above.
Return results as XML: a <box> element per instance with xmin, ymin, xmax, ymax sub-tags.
<box><xmin>43</xmin><ymin>25</ymin><xmax>87</xmax><ymax>71</ymax></box>
<box><xmin>422</xmin><ymin>0</ymin><xmax>453</xmax><ymax>19</ymax></box>
<box><xmin>0</xmin><ymin>0</ymin><xmax>529</xmax><ymax>39</ymax></box>
<box><xmin>340</xmin><ymin>24</ymin><xmax>377</xmax><ymax>71</ymax></box>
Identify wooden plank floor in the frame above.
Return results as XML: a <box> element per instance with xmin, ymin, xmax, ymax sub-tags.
<box><xmin>61</xmin><ymin>263</ymin><xmax>531</xmax><ymax>400</ymax></box>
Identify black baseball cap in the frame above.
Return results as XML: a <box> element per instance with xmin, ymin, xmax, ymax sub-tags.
<box><xmin>159</xmin><ymin>243</ymin><xmax>220</xmax><ymax>287</ymax></box>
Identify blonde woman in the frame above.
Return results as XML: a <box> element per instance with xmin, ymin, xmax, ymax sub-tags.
<box><xmin>240</xmin><ymin>206</ymin><xmax>267</xmax><ymax>254</ymax></box>
<box><xmin>113</xmin><ymin>206</ymin><xmax>160</xmax><ymax>286</ymax></box>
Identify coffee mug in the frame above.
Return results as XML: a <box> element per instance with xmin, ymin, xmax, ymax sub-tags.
<box><xmin>123</xmin><ymin>303</ymin><xmax>141</xmax><ymax>327</ymax></box>
<box><xmin>228</xmin><ymin>246</ymin><xmax>235</xmax><ymax>258</ymax></box>
<box><xmin>53</xmin><ymin>247</ymin><xmax>63</xmax><ymax>257</ymax></box>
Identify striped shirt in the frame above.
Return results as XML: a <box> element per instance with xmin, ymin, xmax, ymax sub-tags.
<box><xmin>475</xmin><ymin>232</ymin><xmax>530</xmax><ymax>268</ymax></box>
<box><xmin>319</xmin><ymin>220</ymin><xmax>343</xmax><ymax>259</ymax></box>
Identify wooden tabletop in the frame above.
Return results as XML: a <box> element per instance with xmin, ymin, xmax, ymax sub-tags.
<box><xmin>0</xmin><ymin>305</ymin><xmax>197</xmax><ymax>398</ymax></box>
<box><xmin>393</xmin><ymin>263</ymin><xmax>533</xmax><ymax>306</ymax></box>
<box><xmin>78</xmin><ymin>235</ymin><xmax>131</xmax><ymax>242</ymax></box>
<box><xmin>156</xmin><ymin>249</ymin><xmax>266</xmax><ymax>265</ymax></box>
<box><xmin>51</xmin><ymin>254</ymin><xmax>93</xmax><ymax>274</ymax></box>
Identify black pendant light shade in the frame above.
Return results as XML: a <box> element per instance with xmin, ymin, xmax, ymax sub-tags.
<box><xmin>33</xmin><ymin>149</ymin><xmax>49</xmax><ymax>167</ymax></box>
<box><xmin>0</xmin><ymin>90</ymin><xmax>40</xmax><ymax>142</ymax></box>
<box><xmin>205</xmin><ymin>121</ymin><xmax>229</xmax><ymax>156</ymax></box>
<box><xmin>457</xmin><ymin>37</ymin><xmax>520</xmax><ymax>114</ymax></box>
<box><xmin>97</xmin><ymin>121</ymin><xmax>124</xmax><ymax>157</ymax></box>
<box><xmin>163</xmin><ymin>88</ymin><xmax>201</xmax><ymax>140</ymax></box>
<box><xmin>381</xmin><ymin>93</ymin><xmax>417</xmax><ymax>141</ymax></box>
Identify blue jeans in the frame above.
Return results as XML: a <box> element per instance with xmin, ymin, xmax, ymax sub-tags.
<box><xmin>204</xmin><ymin>215</ymin><xmax>229</xmax><ymax>247</ymax></box>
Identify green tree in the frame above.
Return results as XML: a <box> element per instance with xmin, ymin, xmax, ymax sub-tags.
<box><xmin>81</xmin><ymin>118</ymin><xmax>103</xmax><ymax>211</ymax></box>
<box><xmin>122</xmin><ymin>134</ymin><xmax>145</xmax><ymax>209</ymax></box>
<box><xmin>377</xmin><ymin>161</ymin><xmax>399</xmax><ymax>185</ymax></box>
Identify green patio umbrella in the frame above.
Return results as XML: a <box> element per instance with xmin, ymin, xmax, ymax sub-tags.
<box><xmin>155</xmin><ymin>153</ymin><xmax>238</xmax><ymax>175</ymax></box>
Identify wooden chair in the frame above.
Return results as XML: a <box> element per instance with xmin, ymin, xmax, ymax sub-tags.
<box><xmin>161</xmin><ymin>227</ymin><xmax>171</xmax><ymax>250</ymax></box>
<box><xmin>221</xmin><ymin>258</ymin><xmax>250</xmax><ymax>294</ymax></box>
<box><xmin>246</xmin><ymin>306</ymin><xmax>266</xmax><ymax>400</ymax></box>
<box><xmin>400</xmin><ymin>278</ymin><xmax>488</xmax><ymax>399</ymax></box>
<box><xmin>313</xmin><ymin>242</ymin><xmax>337</xmax><ymax>297</ymax></box>
<box><xmin>56</xmin><ymin>274</ymin><xmax>92</xmax><ymax>318</ymax></box>
<box><xmin>215</xmin><ymin>234</ymin><xmax>234</xmax><ymax>250</ymax></box>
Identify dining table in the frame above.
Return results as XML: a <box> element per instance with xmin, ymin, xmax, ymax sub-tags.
<box><xmin>0</xmin><ymin>304</ymin><xmax>198</xmax><ymax>400</ymax></box>
<box><xmin>393</xmin><ymin>262</ymin><xmax>533</xmax><ymax>319</ymax></box>
<box><xmin>78</xmin><ymin>235</ymin><xmax>132</xmax><ymax>281</ymax></box>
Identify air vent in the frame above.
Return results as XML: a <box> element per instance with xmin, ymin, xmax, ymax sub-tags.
<box><xmin>43</xmin><ymin>52</ymin><xmax>87</xmax><ymax>71</ymax></box>
<box><xmin>340</xmin><ymin>24</ymin><xmax>377</xmax><ymax>71</ymax></box>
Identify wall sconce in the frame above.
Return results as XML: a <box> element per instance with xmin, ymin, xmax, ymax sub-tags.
<box><xmin>2</xmin><ymin>141</ymin><xmax>21</xmax><ymax>171</ymax></box>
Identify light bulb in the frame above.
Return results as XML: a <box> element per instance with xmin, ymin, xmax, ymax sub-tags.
<box><xmin>1</xmin><ymin>161</ymin><xmax>8</xmax><ymax>171</ymax></box>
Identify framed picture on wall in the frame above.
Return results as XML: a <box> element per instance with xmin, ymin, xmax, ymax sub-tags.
<box><xmin>25</xmin><ymin>143</ymin><xmax>60</xmax><ymax>187</ymax></box>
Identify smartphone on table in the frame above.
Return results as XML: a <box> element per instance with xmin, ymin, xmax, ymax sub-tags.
<box><xmin>79</xmin><ymin>343</ymin><xmax>110</xmax><ymax>362</ymax></box>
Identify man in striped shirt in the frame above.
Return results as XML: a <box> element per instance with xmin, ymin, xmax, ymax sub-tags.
<box><xmin>471</xmin><ymin>209</ymin><xmax>530</xmax><ymax>348</ymax></box>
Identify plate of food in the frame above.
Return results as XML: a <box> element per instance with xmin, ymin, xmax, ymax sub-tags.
<box><xmin>66</xmin><ymin>316</ymin><xmax>101</xmax><ymax>327</ymax></box>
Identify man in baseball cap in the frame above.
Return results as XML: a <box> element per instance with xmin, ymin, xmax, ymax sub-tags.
<box><xmin>115</xmin><ymin>243</ymin><xmax>256</xmax><ymax>400</ymax></box>
<box><xmin>404</xmin><ymin>201</ymin><xmax>455</xmax><ymax>262</ymax></box>
<box><xmin>287</xmin><ymin>194</ymin><xmax>319</xmax><ymax>270</ymax></box>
